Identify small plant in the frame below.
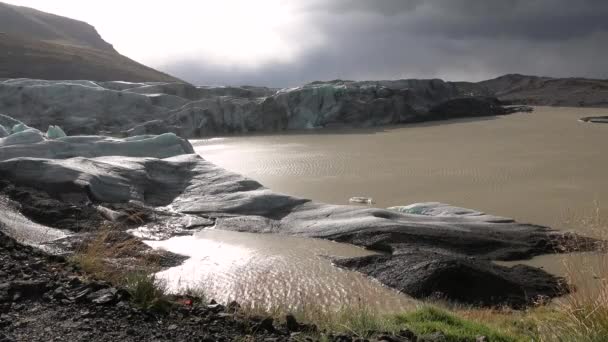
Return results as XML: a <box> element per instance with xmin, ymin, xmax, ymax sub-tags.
<box><xmin>535</xmin><ymin>202</ymin><xmax>608</xmax><ymax>341</ymax></box>
<box><xmin>124</xmin><ymin>272</ymin><xmax>172</xmax><ymax>313</ymax></box>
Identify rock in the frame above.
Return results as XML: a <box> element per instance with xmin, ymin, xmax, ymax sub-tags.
<box><xmin>379</xmin><ymin>335</ymin><xmax>414</xmax><ymax>342</ymax></box>
<box><xmin>335</xmin><ymin>251</ymin><xmax>567</xmax><ymax>308</ymax></box>
<box><xmin>427</xmin><ymin>96</ymin><xmax>505</xmax><ymax>120</ymax></box>
<box><xmin>331</xmin><ymin>334</ymin><xmax>353</xmax><ymax>342</ymax></box>
<box><xmin>89</xmin><ymin>288</ymin><xmax>118</xmax><ymax>305</ymax></box>
<box><xmin>580</xmin><ymin>116</ymin><xmax>608</xmax><ymax>123</ymax></box>
<box><xmin>206</xmin><ymin>303</ymin><xmax>225</xmax><ymax>313</ymax></box>
<box><xmin>8</xmin><ymin>280</ymin><xmax>48</xmax><ymax>300</ymax></box>
<box><xmin>51</xmin><ymin>287</ymin><xmax>69</xmax><ymax>301</ymax></box>
<box><xmin>285</xmin><ymin>314</ymin><xmax>299</xmax><ymax>331</ymax></box>
<box><xmin>255</xmin><ymin>317</ymin><xmax>275</xmax><ymax>332</ymax></box>
<box><xmin>418</xmin><ymin>332</ymin><xmax>446</xmax><ymax>342</ymax></box>
<box><xmin>398</xmin><ymin>329</ymin><xmax>417</xmax><ymax>341</ymax></box>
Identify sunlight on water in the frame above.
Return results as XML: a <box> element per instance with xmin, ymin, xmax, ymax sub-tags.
<box><xmin>146</xmin><ymin>229</ymin><xmax>417</xmax><ymax>313</ymax></box>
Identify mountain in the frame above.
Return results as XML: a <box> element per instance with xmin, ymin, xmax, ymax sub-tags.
<box><xmin>0</xmin><ymin>2</ymin><xmax>181</xmax><ymax>82</ymax></box>
<box><xmin>475</xmin><ymin>74</ymin><xmax>608</xmax><ymax>107</ymax></box>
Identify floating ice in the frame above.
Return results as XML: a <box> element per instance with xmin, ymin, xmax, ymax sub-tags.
<box><xmin>46</xmin><ymin>125</ymin><xmax>67</xmax><ymax>139</ymax></box>
<box><xmin>349</xmin><ymin>196</ymin><xmax>374</xmax><ymax>205</ymax></box>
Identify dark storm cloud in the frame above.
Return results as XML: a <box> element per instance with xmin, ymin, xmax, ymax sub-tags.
<box><xmin>162</xmin><ymin>0</ymin><xmax>608</xmax><ymax>87</ymax></box>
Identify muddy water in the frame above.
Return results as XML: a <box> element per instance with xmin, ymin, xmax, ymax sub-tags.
<box><xmin>192</xmin><ymin>107</ymin><xmax>608</xmax><ymax>232</ymax></box>
<box><xmin>187</xmin><ymin>107</ymin><xmax>608</xmax><ymax>301</ymax></box>
<box><xmin>147</xmin><ymin>229</ymin><xmax>417</xmax><ymax>312</ymax></box>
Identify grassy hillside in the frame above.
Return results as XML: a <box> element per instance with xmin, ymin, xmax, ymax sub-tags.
<box><xmin>0</xmin><ymin>33</ymin><xmax>181</xmax><ymax>82</ymax></box>
<box><xmin>0</xmin><ymin>2</ymin><xmax>182</xmax><ymax>82</ymax></box>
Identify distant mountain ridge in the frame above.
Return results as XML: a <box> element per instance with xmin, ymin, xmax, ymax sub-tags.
<box><xmin>0</xmin><ymin>2</ymin><xmax>181</xmax><ymax>82</ymax></box>
<box><xmin>473</xmin><ymin>74</ymin><xmax>608</xmax><ymax>107</ymax></box>
<box><xmin>0</xmin><ymin>2</ymin><xmax>114</xmax><ymax>51</ymax></box>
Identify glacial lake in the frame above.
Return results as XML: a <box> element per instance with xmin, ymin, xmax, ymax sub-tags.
<box><xmin>151</xmin><ymin>106</ymin><xmax>608</xmax><ymax>311</ymax></box>
<box><xmin>193</xmin><ymin>107</ymin><xmax>608</xmax><ymax>233</ymax></box>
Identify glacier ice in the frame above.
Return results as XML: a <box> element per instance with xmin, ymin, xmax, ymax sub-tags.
<box><xmin>0</xmin><ymin>124</ymin><xmax>8</xmax><ymax>138</ymax></box>
<box><xmin>0</xmin><ymin>129</ymin><xmax>45</xmax><ymax>147</ymax></box>
<box><xmin>11</xmin><ymin>123</ymin><xmax>31</xmax><ymax>134</ymax></box>
<box><xmin>0</xmin><ymin>115</ymin><xmax>194</xmax><ymax>160</ymax></box>
<box><xmin>46</xmin><ymin>125</ymin><xmax>67</xmax><ymax>139</ymax></box>
<box><xmin>388</xmin><ymin>202</ymin><xmax>513</xmax><ymax>222</ymax></box>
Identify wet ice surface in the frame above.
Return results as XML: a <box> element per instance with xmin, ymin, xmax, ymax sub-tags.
<box><xmin>146</xmin><ymin>229</ymin><xmax>418</xmax><ymax>313</ymax></box>
<box><xmin>0</xmin><ymin>196</ymin><xmax>67</xmax><ymax>251</ymax></box>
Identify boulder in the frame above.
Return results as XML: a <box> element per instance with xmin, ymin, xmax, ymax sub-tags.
<box><xmin>580</xmin><ymin>116</ymin><xmax>608</xmax><ymax>123</ymax></box>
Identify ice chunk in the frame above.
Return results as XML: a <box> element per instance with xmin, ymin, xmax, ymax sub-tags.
<box><xmin>389</xmin><ymin>202</ymin><xmax>482</xmax><ymax>216</ymax></box>
<box><xmin>46</xmin><ymin>125</ymin><xmax>67</xmax><ymax>139</ymax></box>
<box><xmin>0</xmin><ymin>129</ymin><xmax>45</xmax><ymax>147</ymax></box>
<box><xmin>349</xmin><ymin>196</ymin><xmax>374</xmax><ymax>205</ymax></box>
<box><xmin>388</xmin><ymin>202</ymin><xmax>514</xmax><ymax>223</ymax></box>
<box><xmin>11</xmin><ymin>123</ymin><xmax>30</xmax><ymax>134</ymax></box>
<box><xmin>0</xmin><ymin>114</ymin><xmax>23</xmax><ymax>129</ymax></box>
<box><xmin>0</xmin><ymin>124</ymin><xmax>9</xmax><ymax>138</ymax></box>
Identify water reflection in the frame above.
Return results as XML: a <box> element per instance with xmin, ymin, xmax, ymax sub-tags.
<box><xmin>192</xmin><ymin>107</ymin><xmax>608</xmax><ymax>234</ymax></box>
<box><xmin>146</xmin><ymin>229</ymin><xmax>417</xmax><ymax>313</ymax></box>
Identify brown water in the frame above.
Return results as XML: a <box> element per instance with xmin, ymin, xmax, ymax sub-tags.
<box><xmin>147</xmin><ymin>229</ymin><xmax>417</xmax><ymax>313</ymax></box>
<box><xmin>192</xmin><ymin>107</ymin><xmax>608</xmax><ymax>233</ymax></box>
<box><xmin>147</xmin><ymin>107</ymin><xmax>608</xmax><ymax>311</ymax></box>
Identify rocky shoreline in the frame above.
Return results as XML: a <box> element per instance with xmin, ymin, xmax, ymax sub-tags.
<box><xmin>4</xmin><ymin>229</ymin><xmax>440</xmax><ymax>342</ymax></box>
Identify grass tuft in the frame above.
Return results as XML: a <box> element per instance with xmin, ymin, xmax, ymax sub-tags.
<box><xmin>534</xmin><ymin>203</ymin><xmax>608</xmax><ymax>341</ymax></box>
<box><xmin>124</xmin><ymin>272</ymin><xmax>172</xmax><ymax>313</ymax></box>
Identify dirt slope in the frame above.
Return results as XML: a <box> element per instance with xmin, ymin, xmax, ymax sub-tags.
<box><xmin>0</xmin><ymin>2</ymin><xmax>181</xmax><ymax>82</ymax></box>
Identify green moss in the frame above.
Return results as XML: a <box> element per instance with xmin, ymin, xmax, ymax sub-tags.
<box><xmin>392</xmin><ymin>307</ymin><xmax>527</xmax><ymax>342</ymax></box>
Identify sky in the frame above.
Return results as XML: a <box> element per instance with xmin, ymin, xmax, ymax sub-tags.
<box><xmin>4</xmin><ymin>0</ymin><xmax>608</xmax><ymax>86</ymax></box>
